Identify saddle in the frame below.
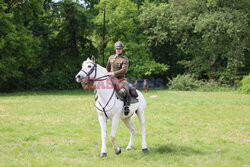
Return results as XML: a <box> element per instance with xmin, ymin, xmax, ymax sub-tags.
<box><xmin>115</xmin><ymin>89</ymin><xmax>139</xmax><ymax>104</ymax></box>
<box><xmin>94</xmin><ymin>82</ymin><xmax>139</xmax><ymax>104</ymax></box>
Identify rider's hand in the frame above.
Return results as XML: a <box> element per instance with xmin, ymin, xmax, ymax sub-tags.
<box><xmin>107</xmin><ymin>72</ymin><xmax>114</xmax><ymax>76</ymax></box>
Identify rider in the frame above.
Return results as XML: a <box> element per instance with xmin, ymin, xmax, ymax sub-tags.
<box><xmin>106</xmin><ymin>41</ymin><xmax>138</xmax><ymax>115</ymax></box>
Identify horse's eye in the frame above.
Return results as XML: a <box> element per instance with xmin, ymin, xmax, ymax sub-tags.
<box><xmin>88</xmin><ymin>65</ymin><xmax>92</xmax><ymax>68</ymax></box>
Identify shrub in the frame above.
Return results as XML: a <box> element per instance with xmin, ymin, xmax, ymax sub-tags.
<box><xmin>198</xmin><ymin>80</ymin><xmax>220</xmax><ymax>92</ymax></box>
<box><xmin>238</xmin><ymin>74</ymin><xmax>250</xmax><ymax>94</ymax></box>
<box><xmin>168</xmin><ymin>74</ymin><xmax>203</xmax><ymax>91</ymax></box>
<box><xmin>168</xmin><ymin>74</ymin><xmax>227</xmax><ymax>91</ymax></box>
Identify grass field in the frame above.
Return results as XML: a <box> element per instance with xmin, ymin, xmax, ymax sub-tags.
<box><xmin>0</xmin><ymin>89</ymin><xmax>249</xmax><ymax>167</ymax></box>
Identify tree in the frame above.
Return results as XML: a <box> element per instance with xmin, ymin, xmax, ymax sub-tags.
<box><xmin>0</xmin><ymin>0</ymin><xmax>41</xmax><ymax>91</ymax></box>
<box><xmin>0</xmin><ymin>0</ymin><xmax>97</xmax><ymax>91</ymax></box>
<box><xmin>38</xmin><ymin>0</ymin><xmax>97</xmax><ymax>89</ymax></box>
<box><xmin>139</xmin><ymin>0</ymin><xmax>249</xmax><ymax>84</ymax></box>
<box><xmin>93</xmin><ymin>0</ymin><xmax>168</xmax><ymax>79</ymax></box>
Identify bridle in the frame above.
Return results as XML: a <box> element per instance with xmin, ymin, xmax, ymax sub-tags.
<box><xmin>81</xmin><ymin>62</ymin><xmax>108</xmax><ymax>81</ymax></box>
<box><xmin>81</xmin><ymin>63</ymin><xmax>97</xmax><ymax>80</ymax></box>
<box><xmin>81</xmin><ymin>62</ymin><xmax>116</xmax><ymax>119</ymax></box>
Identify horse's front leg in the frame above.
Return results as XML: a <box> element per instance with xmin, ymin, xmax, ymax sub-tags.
<box><xmin>110</xmin><ymin>115</ymin><xmax>121</xmax><ymax>155</ymax></box>
<box><xmin>98</xmin><ymin>114</ymin><xmax>107</xmax><ymax>157</ymax></box>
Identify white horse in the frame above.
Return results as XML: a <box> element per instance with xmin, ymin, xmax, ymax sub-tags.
<box><xmin>75</xmin><ymin>57</ymin><xmax>148</xmax><ymax>157</ymax></box>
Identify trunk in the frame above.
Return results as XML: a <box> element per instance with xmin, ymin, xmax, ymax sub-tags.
<box><xmin>234</xmin><ymin>80</ymin><xmax>237</xmax><ymax>90</ymax></box>
<box><xmin>210</xmin><ymin>60</ymin><xmax>217</xmax><ymax>80</ymax></box>
<box><xmin>69</xmin><ymin>18</ymin><xmax>79</xmax><ymax>57</ymax></box>
<box><xmin>71</xmin><ymin>29</ymin><xmax>79</xmax><ymax>57</ymax></box>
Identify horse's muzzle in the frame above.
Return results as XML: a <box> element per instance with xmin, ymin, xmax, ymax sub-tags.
<box><xmin>75</xmin><ymin>75</ymin><xmax>82</xmax><ymax>83</ymax></box>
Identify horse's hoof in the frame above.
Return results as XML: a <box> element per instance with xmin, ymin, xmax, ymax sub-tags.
<box><xmin>126</xmin><ymin>147</ymin><xmax>132</xmax><ymax>150</ymax></box>
<box><xmin>100</xmin><ymin>153</ymin><xmax>107</xmax><ymax>157</ymax></box>
<box><xmin>142</xmin><ymin>148</ymin><xmax>148</xmax><ymax>153</ymax></box>
<box><xmin>115</xmin><ymin>148</ymin><xmax>121</xmax><ymax>155</ymax></box>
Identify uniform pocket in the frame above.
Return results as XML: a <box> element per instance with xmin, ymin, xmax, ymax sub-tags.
<box><xmin>117</xmin><ymin>63</ymin><xmax>122</xmax><ymax>68</ymax></box>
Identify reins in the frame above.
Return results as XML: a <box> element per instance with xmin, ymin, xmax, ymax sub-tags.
<box><xmin>95</xmin><ymin>89</ymin><xmax>116</xmax><ymax>119</ymax></box>
<box><xmin>82</xmin><ymin>62</ymin><xmax>116</xmax><ymax>119</ymax></box>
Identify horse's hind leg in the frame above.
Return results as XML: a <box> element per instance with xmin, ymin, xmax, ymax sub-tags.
<box><xmin>122</xmin><ymin>118</ymin><xmax>135</xmax><ymax>150</ymax></box>
<box><xmin>137</xmin><ymin>106</ymin><xmax>148</xmax><ymax>152</ymax></box>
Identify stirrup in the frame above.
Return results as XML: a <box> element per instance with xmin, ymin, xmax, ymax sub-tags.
<box><xmin>124</xmin><ymin>106</ymin><xmax>130</xmax><ymax>115</ymax></box>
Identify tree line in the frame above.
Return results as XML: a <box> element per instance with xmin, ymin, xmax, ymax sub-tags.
<box><xmin>0</xmin><ymin>0</ymin><xmax>249</xmax><ymax>92</ymax></box>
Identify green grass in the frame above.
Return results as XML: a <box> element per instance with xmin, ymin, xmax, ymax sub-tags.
<box><xmin>0</xmin><ymin>89</ymin><xmax>249</xmax><ymax>167</ymax></box>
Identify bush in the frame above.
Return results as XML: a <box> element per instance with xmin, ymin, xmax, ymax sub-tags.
<box><xmin>168</xmin><ymin>74</ymin><xmax>227</xmax><ymax>91</ymax></box>
<box><xmin>238</xmin><ymin>74</ymin><xmax>250</xmax><ymax>94</ymax></box>
<box><xmin>168</xmin><ymin>74</ymin><xmax>203</xmax><ymax>91</ymax></box>
<box><xmin>198</xmin><ymin>80</ymin><xmax>220</xmax><ymax>92</ymax></box>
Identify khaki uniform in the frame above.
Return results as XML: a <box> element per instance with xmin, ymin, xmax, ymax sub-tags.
<box><xmin>106</xmin><ymin>54</ymin><xmax>129</xmax><ymax>94</ymax></box>
<box><xmin>106</xmin><ymin>54</ymin><xmax>129</xmax><ymax>79</ymax></box>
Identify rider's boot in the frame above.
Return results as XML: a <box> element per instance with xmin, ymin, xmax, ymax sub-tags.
<box><xmin>124</xmin><ymin>95</ymin><xmax>131</xmax><ymax>116</ymax></box>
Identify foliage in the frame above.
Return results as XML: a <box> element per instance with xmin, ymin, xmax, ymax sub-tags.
<box><xmin>93</xmin><ymin>0</ymin><xmax>168</xmax><ymax>79</ymax></box>
<box><xmin>129</xmin><ymin>59</ymin><xmax>169</xmax><ymax>78</ymax></box>
<box><xmin>168</xmin><ymin>74</ymin><xmax>203</xmax><ymax>91</ymax></box>
<box><xmin>0</xmin><ymin>0</ymin><xmax>96</xmax><ymax>92</ymax></box>
<box><xmin>0</xmin><ymin>0</ymin><xmax>42</xmax><ymax>91</ymax></box>
<box><xmin>238</xmin><ymin>74</ymin><xmax>250</xmax><ymax>94</ymax></box>
<box><xmin>37</xmin><ymin>0</ymin><xmax>97</xmax><ymax>90</ymax></box>
<box><xmin>0</xmin><ymin>0</ymin><xmax>250</xmax><ymax>92</ymax></box>
<box><xmin>139</xmin><ymin>0</ymin><xmax>249</xmax><ymax>84</ymax></box>
<box><xmin>168</xmin><ymin>74</ymin><xmax>227</xmax><ymax>91</ymax></box>
<box><xmin>197</xmin><ymin>80</ymin><xmax>222</xmax><ymax>92</ymax></box>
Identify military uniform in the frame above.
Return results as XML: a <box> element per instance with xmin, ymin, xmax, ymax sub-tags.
<box><xmin>107</xmin><ymin>41</ymin><xmax>137</xmax><ymax>116</ymax></box>
<box><xmin>106</xmin><ymin>54</ymin><xmax>129</xmax><ymax>95</ymax></box>
<box><xmin>106</xmin><ymin>54</ymin><xmax>129</xmax><ymax>79</ymax></box>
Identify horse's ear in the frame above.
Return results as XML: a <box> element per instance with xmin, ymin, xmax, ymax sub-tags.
<box><xmin>87</xmin><ymin>57</ymin><xmax>90</xmax><ymax>61</ymax></box>
<box><xmin>91</xmin><ymin>56</ymin><xmax>96</xmax><ymax>63</ymax></box>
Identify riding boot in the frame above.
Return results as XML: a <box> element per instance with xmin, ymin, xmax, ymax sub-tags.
<box><xmin>124</xmin><ymin>95</ymin><xmax>131</xmax><ymax>116</ymax></box>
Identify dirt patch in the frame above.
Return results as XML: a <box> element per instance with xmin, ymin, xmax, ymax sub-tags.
<box><xmin>150</xmin><ymin>95</ymin><xmax>158</xmax><ymax>98</ymax></box>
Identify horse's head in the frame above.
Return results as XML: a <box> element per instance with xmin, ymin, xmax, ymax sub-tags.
<box><xmin>75</xmin><ymin>57</ymin><xmax>96</xmax><ymax>83</ymax></box>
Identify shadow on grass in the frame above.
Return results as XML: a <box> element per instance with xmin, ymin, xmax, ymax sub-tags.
<box><xmin>150</xmin><ymin>144</ymin><xmax>205</xmax><ymax>156</ymax></box>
